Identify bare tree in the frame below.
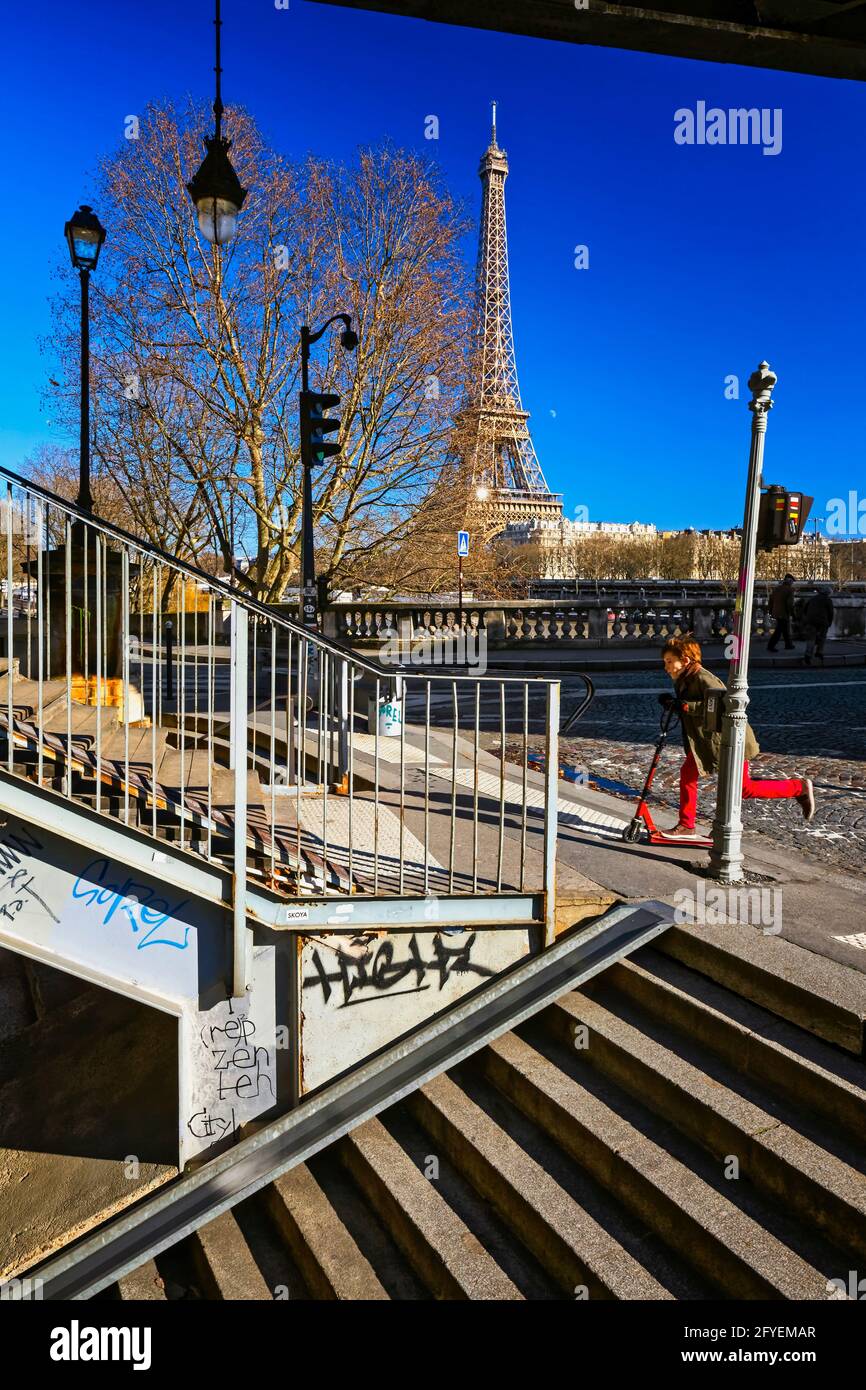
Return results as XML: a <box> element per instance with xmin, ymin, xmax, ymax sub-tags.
<box><xmin>42</xmin><ymin>102</ymin><xmax>473</xmax><ymax>602</ymax></box>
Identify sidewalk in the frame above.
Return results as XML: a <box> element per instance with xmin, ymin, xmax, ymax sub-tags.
<box><xmin>548</xmin><ymin>768</ymin><xmax>866</xmax><ymax>976</ymax></box>
<box><xmin>480</xmin><ymin>640</ymin><xmax>866</xmax><ymax>673</ymax></box>
<box><xmin>386</xmin><ymin>720</ymin><xmax>866</xmax><ymax>980</ymax></box>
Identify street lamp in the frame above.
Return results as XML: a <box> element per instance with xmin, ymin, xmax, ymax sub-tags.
<box><xmin>709</xmin><ymin>361</ymin><xmax>776</xmax><ymax>884</ymax></box>
<box><xmin>298</xmin><ymin>314</ymin><xmax>358</xmax><ymax>631</ymax></box>
<box><xmin>810</xmin><ymin>515</ymin><xmax>826</xmax><ymax>580</ymax></box>
<box><xmin>187</xmin><ymin>0</ymin><xmax>247</xmax><ymax>245</ymax></box>
<box><xmin>64</xmin><ymin>203</ymin><xmax>106</xmax><ymax>513</ymax></box>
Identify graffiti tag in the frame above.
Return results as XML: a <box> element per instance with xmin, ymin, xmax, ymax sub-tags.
<box><xmin>72</xmin><ymin>858</ymin><xmax>191</xmax><ymax>951</ymax></box>
<box><xmin>199</xmin><ymin>1007</ymin><xmax>274</xmax><ymax>1103</ymax></box>
<box><xmin>0</xmin><ymin>829</ymin><xmax>59</xmax><ymax>924</ymax></box>
<box><xmin>302</xmin><ymin>932</ymin><xmax>496</xmax><ymax>1008</ymax></box>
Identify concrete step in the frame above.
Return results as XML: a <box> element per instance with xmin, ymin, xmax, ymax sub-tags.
<box><xmin>480</xmin><ymin>1029</ymin><xmax>833</xmax><ymax>1299</ymax></box>
<box><xmin>543</xmin><ymin>991</ymin><xmax>866</xmax><ymax>1264</ymax></box>
<box><xmin>263</xmin><ymin>1163</ymin><xmax>389</xmax><ymax>1300</ymax></box>
<box><xmin>190</xmin><ymin>1210</ymin><xmax>272</xmax><ymax>1301</ymax></box>
<box><xmin>657</xmin><ymin>923</ymin><xmax>866</xmax><ymax>1056</ymax></box>
<box><xmin>407</xmin><ymin>1069</ymin><xmax>672</xmax><ymax>1299</ymax></box>
<box><xmin>116</xmin><ymin>1259</ymin><xmax>167</xmax><ymax>1301</ymax></box>
<box><xmin>338</xmin><ymin>1116</ymin><xmax>522</xmax><ymax>1300</ymax></box>
<box><xmin>0</xmin><ymin>675</ymin><xmax>68</xmax><ymax>717</ymax></box>
<box><xmin>600</xmin><ymin>948</ymin><xmax>866</xmax><ymax>1148</ymax></box>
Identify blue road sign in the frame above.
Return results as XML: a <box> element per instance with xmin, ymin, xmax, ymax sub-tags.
<box><xmin>457</xmin><ymin>530</ymin><xmax>470</xmax><ymax>557</ymax></box>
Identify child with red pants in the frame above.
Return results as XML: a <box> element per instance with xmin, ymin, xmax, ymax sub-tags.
<box><xmin>660</xmin><ymin>636</ymin><xmax>815</xmax><ymax>840</ymax></box>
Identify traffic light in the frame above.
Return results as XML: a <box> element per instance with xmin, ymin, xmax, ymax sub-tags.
<box><xmin>757</xmin><ymin>485</ymin><xmax>814</xmax><ymax>551</ymax></box>
<box><xmin>300</xmin><ymin>391</ymin><xmax>342</xmax><ymax>468</ymax></box>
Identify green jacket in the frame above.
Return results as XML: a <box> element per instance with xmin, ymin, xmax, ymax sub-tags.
<box><xmin>675</xmin><ymin>665</ymin><xmax>760</xmax><ymax>777</ymax></box>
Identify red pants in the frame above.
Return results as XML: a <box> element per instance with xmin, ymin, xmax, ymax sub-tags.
<box><xmin>679</xmin><ymin>753</ymin><xmax>803</xmax><ymax>829</ymax></box>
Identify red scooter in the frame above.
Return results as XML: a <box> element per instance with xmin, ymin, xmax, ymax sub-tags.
<box><xmin>622</xmin><ymin>698</ymin><xmax>713</xmax><ymax>848</ymax></box>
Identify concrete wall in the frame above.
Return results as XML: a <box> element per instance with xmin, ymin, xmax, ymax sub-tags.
<box><xmin>0</xmin><ymin>816</ymin><xmax>277</xmax><ymax>1168</ymax></box>
<box><xmin>299</xmin><ymin>927</ymin><xmax>530</xmax><ymax>1093</ymax></box>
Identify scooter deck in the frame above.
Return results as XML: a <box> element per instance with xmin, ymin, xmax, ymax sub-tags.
<box><xmin>648</xmin><ymin>830</ymin><xmax>713</xmax><ymax>848</ymax></box>
<box><xmin>624</xmin><ymin>805</ymin><xmax>713</xmax><ymax>849</ymax></box>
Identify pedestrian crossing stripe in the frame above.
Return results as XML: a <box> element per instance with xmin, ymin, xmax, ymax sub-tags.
<box><xmin>832</xmin><ymin>932</ymin><xmax>866</xmax><ymax>950</ymax></box>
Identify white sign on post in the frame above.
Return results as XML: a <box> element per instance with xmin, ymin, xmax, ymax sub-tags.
<box><xmin>457</xmin><ymin>530</ymin><xmax>470</xmax><ymax>557</ymax></box>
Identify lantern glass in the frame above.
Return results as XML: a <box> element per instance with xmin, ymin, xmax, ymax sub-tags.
<box><xmin>65</xmin><ymin>207</ymin><xmax>106</xmax><ymax>270</ymax></box>
<box><xmin>196</xmin><ymin>196</ymin><xmax>240</xmax><ymax>245</ymax></box>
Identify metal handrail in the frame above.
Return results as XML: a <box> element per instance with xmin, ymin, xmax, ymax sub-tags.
<box><xmin>561</xmin><ymin>672</ymin><xmax>595</xmax><ymax>735</ymax></box>
<box><xmin>0</xmin><ymin>465</ymin><xmax>562</xmax><ymax>981</ymax></box>
<box><xmin>0</xmin><ymin>465</ymin><xmax>556</xmax><ymax>687</ymax></box>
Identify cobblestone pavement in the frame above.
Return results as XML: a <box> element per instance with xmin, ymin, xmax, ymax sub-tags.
<box><xmin>502</xmin><ymin>670</ymin><xmax>866</xmax><ymax>874</ymax></box>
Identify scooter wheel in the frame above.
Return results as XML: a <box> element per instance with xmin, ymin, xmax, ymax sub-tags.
<box><xmin>622</xmin><ymin>821</ymin><xmax>643</xmax><ymax>844</ymax></box>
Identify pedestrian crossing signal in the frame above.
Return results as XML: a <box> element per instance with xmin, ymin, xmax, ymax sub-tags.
<box><xmin>758</xmin><ymin>485</ymin><xmax>813</xmax><ymax>551</ymax></box>
<box><xmin>457</xmin><ymin>530</ymin><xmax>470</xmax><ymax>557</ymax></box>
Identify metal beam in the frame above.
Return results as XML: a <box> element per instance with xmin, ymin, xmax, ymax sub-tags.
<box><xmin>0</xmin><ymin>775</ymin><xmax>550</xmax><ymax>937</ymax></box>
<box><xmin>244</xmin><ymin>886</ymin><xmax>547</xmax><ymax>930</ymax></box>
<box><xmin>307</xmin><ymin>0</ymin><xmax>866</xmax><ymax>81</ymax></box>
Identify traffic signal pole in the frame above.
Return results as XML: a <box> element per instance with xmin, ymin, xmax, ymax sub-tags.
<box><xmin>709</xmin><ymin>361</ymin><xmax>777</xmax><ymax>883</ymax></box>
<box><xmin>299</xmin><ymin>326</ymin><xmax>318</xmax><ymax>634</ymax></box>
<box><xmin>297</xmin><ymin>316</ymin><xmax>357</xmax><ymax>636</ymax></box>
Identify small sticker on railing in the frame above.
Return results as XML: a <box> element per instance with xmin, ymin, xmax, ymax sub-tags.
<box><xmin>283</xmin><ymin>907</ymin><xmax>310</xmax><ymax>922</ymax></box>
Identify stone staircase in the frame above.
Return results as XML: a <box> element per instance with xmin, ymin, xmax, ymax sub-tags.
<box><xmin>99</xmin><ymin>923</ymin><xmax>865</xmax><ymax>1301</ymax></box>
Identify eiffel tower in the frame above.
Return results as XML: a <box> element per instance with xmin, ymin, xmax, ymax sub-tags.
<box><xmin>466</xmin><ymin>102</ymin><xmax>564</xmax><ymax>529</ymax></box>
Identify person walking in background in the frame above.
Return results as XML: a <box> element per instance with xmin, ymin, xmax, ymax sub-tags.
<box><xmin>803</xmin><ymin>585</ymin><xmax>834</xmax><ymax>665</ymax></box>
<box><xmin>659</xmin><ymin>636</ymin><xmax>815</xmax><ymax>839</ymax></box>
<box><xmin>767</xmin><ymin>573</ymin><xmax>796</xmax><ymax>651</ymax></box>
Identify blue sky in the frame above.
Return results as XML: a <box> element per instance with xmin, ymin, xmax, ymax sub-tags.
<box><xmin>2</xmin><ymin>0</ymin><xmax>864</xmax><ymax>532</ymax></box>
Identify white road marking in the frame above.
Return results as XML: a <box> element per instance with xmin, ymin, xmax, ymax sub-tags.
<box><xmin>832</xmin><ymin>932</ymin><xmax>866</xmax><ymax>950</ymax></box>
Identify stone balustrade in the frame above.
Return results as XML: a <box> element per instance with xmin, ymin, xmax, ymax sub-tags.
<box><xmin>309</xmin><ymin>585</ymin><xmax>866</xmax><ymax>650</ymax></box>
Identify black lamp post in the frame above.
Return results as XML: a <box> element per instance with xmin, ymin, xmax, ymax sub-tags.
<box><xmin>187</xmin><ymin>0</ymin><xmax>247</xmax><ymax>245</ymax></box>
<box><xmin>64</xmin><ymin>204</ymin><xmax>106</xmax><ymax>514</ymax></box>
<box><xmin>298</xmin><ymin>315</ymin><xmax>358</xmax><ymax>632</ymax></box>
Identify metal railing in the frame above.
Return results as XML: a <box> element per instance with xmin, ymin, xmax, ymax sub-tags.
<box><xmin>0</xmin><ymin>466</ymin><xmax>561</xmax><ymax>938</ymax></box>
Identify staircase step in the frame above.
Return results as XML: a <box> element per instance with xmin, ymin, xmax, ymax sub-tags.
<box><xmin>264</xmin><ymin>1164</ymin><xmax>388</xmax><ymax>1300</ymax></box>
<box><xmin>156</xmin><ymin>750</ymin><xmax>240</xmax><ymax>800</ymax></box>
<box><xmin>657</xmin><ymin>923</ymin><xmax>866</xmax><ymax>1056</ymax></box>
<box><xmin>191</xmin><ymin>1211</ymin><xmax>272</xmax><ymax>1301</ymax></box>
<box><xmin>408</xmin><ymin>1070</ymin><xmax>671</xmax><ymax>1299</ymax></box>
<box><xmin>481</xmin><ymin>1030</ymin><xmax>833</xmax><ymax>1300</ymax></box>
<box><xmin>601</xmin><ymin>949</ymin><xmax>866</xmax><ymax>1147</ymax></box>
<box><xmin>544</xmin><ymin>991</ymin><xmax>866</xmax><ymax>1264</ymax></box>
<box><xmin>0</xmin><ymin>675</ymin><xmax>68</xmax><ymax>717</ymax></box>
<box><xmin>117</xmin><ymin>1259</ymin><xmax>167</xmax><ymax>1301</ymax></box>
<box><xmin>338</xmin><ymin>1116</ymin><xmax>522</xmax><ymax>1299</ymax></box>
